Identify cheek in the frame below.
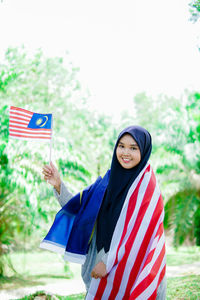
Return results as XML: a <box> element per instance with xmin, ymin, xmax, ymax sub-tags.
<box><xmin>136</xmin><ymin>152</ymin><xmax>141</xmax><ymax>163</ymax></box>
<box><xmin>116</xmin><ymin>148</ymin><xmax>121</xmax><ymax>161</ymax></box>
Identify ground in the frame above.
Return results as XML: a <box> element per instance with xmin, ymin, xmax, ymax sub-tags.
<box><xmin>0</xmin><ymin>246</ymin><xmax>200</xmax><ymax>299</ymax></box>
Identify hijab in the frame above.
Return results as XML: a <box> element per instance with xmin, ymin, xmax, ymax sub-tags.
<box><xmin>96</xmin><ymin>125</ymin><xmax>152</xmax><ymax>253</ymax></box>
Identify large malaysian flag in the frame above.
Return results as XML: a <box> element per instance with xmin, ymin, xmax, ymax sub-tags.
<box><xmin>9</xmin><ymin>106</ymin><xmax>52</xmax><ymax>141</ymax></box>
<box><xmin>86</xmin><ymin>165</ymin><xmax>166</xmax><ymax>299</ymax></box>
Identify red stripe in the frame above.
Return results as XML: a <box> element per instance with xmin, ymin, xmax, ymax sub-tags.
<box><xmin>9</xmin><ymin>128</ymin><xmax>51</xmax><ymax>134</ymax></box>
<box><xmin>9</xmin><ymin>124</ymin><xmax>51</xmax><ymax>132</ymax></box>
<box><xmin>9</xmin><ymin>133</ymin><xmax>51</xmax><ymax>139</ymax></box>
<box><xmin>143</xmin><ymin>223</ymin><xmax>163</xmax><ymax>267</ymax></box>
<box><xmin>10</xmin><ymin>111</ymin><xmax>33</xmax><ymax>119</ymax></box>
<box><xmin>132</xmin><ymin>243</ymin><xmax>165</xmax><ymax>298</ymax></box>
<box><xmin>10</xmin><ymin>106</ymin><xmax>33</xmax><ymax>115</ymax></box>
<box><xmin>9</xmin><ymin>116</ymin><xmax>31</xmax><ymax>122</ymax></box>
<box><xmin>94</xmin><ymin>277</ymin><xmax>107</xmax><ymax>300</ymax></box>
<box><xmin>108</xmin><ymin>170</ymin><xmax>155</xmax><ymax>299</ymax></box>
<box><xmin>147</xmin><ymin>265</ymin><xmax>166</xmax><ymax>300</ymax></box>
<box><xmin>114</xmin><ymin>167</ymin><xmax>150</xmax><ymax>265</ymax></box>
<box><xmin>123</xmin><ymin>196</ymin><xmax>163</xmax><ymax>298</ymax></box>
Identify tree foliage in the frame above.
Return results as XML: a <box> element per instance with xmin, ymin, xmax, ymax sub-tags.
<box><xmin>0</xmin><ymin>47</ymin><xmax>115</xmax><ymax>276</ymax></box>
<box><xmin>122</xmin><ymin>92</ymin><xmax>200</xmax><ymax>246</ymax></box>
<box><xmin>0</xmin><ymin>46</ymin><xmax>200</xmax><ymax>280</ymax></box>
<box><xmin>189</xmin><ymin>0</ymin><xmax>200</xmax><ymax>22</ymax></box>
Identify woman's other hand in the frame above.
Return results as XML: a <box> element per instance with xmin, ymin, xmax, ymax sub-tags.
<box><xmin>91</xmin><ymin>261</ymin><xmax>107</xmax><ymax>279</ymax></box>
<box><xmin>42</xmin><ymin>162</ymin><xmax>61</xmax><ymax>194</ymax></box>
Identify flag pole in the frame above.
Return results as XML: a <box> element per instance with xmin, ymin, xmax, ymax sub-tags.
<box><xmin>49</xmin><ymin>114</ymin><xmax>53</xmax><ymax>164</ymax></box>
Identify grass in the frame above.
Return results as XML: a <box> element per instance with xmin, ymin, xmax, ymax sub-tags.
<box><xmin>14</xmin><ymin>276</ymin><xmax>200</xmax><ymax>300</ymax></box>
<box><xmin>0</xmin><ymin>246</ymin><xmax>200</xmax><ymax>299</ymax></box>
<box><xmin>17</xmin><ymin>291</ymin><xmax>86</xmax><ymax>300</ymax></box>
<box><xmin>166</xmin><ymin>245</ymin><xmax>200</xmax><ymax>266</ymax></box>
<box><xmin>0</xmin><ymin>249</ymin><xmax>81</xmax><ymax>291</ymax></box>
<box><xmin>167</xmin><ymin>275</ymin><xmax>200</xmax><ymax>300</ymax></box>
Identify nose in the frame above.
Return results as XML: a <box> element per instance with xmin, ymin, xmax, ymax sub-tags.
<box><xmin>122</xmin><ymin>148</ymin><xmax>130</xmax><ymax>155</ymax></box>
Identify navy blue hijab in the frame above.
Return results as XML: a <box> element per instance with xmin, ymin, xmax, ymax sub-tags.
<box><xmin>96</xmin><ymin>125</ymin><xmax>152</xmax><ymax>253</ymax></box>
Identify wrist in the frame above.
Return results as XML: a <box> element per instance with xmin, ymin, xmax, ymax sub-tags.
<box><xmin>54</xmin><ymin>180</ymin><xmax>61</xmax><ymax>194</ymax></box>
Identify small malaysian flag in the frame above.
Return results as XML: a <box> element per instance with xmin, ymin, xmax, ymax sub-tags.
<box><xmin>9</xmin><ymin>106</ymin><xmax>52</xmax><ymax>141</ymax></box>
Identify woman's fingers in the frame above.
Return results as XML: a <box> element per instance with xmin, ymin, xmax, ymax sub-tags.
<box><xmin>91</xmin><ymin>272</ymin><xmax>99</xmax><ymax>279</ymax></box>
<box><xmin>42</xmin><ymin>165</ymin><xmax>53</xmax><ymax>176</ymax></box>
<box><xmin>42</xmin><ymin>163</ymin><xmax>60</xmax><ymax>188</ymax></box>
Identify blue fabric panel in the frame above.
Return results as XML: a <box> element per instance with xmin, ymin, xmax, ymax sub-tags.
<box><xmin>62</xmin><ymin>192</ymin><xmax>81</xmax><ymax>214</ymax></box>
<box><xmin>66</xmin><ymin>171</ymin><xmax>110</xmax><ymax>255</ymax></box>
<box><xmin>43</xmin><ymin>210</ymin><xmax>75</xmax><ymax>247</ymax></box>
<box><xmin>42</xmin><ymin>171</ymin><xmax>110</xmax><ymax>257</ymax></box>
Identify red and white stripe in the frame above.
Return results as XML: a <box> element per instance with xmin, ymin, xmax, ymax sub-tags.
<box><xmin>9</xmin><ymin>106</ymin><xmax>52</xmax><ymax>140</ymax></box>
<box><xmin>86</xmin><ymin>164</ymin><xmax>166</xmax><ymax>300</ymax></box>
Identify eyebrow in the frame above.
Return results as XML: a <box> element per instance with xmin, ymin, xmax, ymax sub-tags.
<box><xmin>118</xmin><ymin>142</ymin><xmax>138</xmax><ymax>147</ymax></box>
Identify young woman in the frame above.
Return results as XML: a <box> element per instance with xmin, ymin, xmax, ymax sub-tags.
<box><xmin>41</xmin><ymin>125</ymin><xmax>166</xmax><ymax>299</ymax></box>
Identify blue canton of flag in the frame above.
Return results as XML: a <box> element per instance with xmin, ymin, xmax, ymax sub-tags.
<box><xmin>28</xmin><ymin>113</ymin><xmax>52</xmax><ymax>129</ymax></box>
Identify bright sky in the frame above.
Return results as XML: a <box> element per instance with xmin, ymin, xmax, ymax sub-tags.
<box><xmin>0</xmin><ymin>0</ymin><xmax>200</xmax><ymax>116</ymax></box>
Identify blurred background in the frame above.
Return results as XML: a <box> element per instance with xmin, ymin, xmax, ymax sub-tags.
<box><xmin>0</xmin><ymin>0</ymin><xmax>200</xmax><ymax>299</ymax></box>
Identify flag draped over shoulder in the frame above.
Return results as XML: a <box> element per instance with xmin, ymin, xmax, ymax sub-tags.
<box><xmin>86</xmin><ymin>164</ymin><xmax>166</xmax><ymax>300</ymax></box>
<box><xmin>9</xmin><ymin>106</ymin><xmax>52</xmax><ymax>141</ymax></box>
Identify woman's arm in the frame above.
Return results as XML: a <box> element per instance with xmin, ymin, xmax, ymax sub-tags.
<box><xmin>42</xmin><ymin>162</ymin><xmax>73</xmax><ymax>207</ymax></box>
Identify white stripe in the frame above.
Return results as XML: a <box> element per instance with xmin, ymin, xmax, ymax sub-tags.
<box><xmin>9</xmin><ymin>126</ymin><xmax>51</xmax><ymax>134</ymax></box>
<box><xmin>64</xmin><ymin>251</ymin><xmax>86</xmax><ymax>264</ymax></box>
<box><xmin>133</xmin><ymin>210</ymin><xmax>164</xmax><ymax>288</ymax></box>
<box><xmin>10</xmin><ymin>112</ymin><xmax>31</xmax><ymax>121</ymax></box>
<box><xmin>40</xmin><ymin>240</ymin><xmax>65</xmax><ymax>254</ymax></box>
<box><xmin>10</xmin><ymin>108</ymin><xmax>32</xmax><ymax>117</ymax></box>
<box><xmin>115</xmin><ymin>182</ymin><xmax>160</xmax><ymax>299</ymax></box>
<box><xmin>135</xmin><ymin>256</ymin><xmax>166</xmax><ymax>300</ymax></box>
<box><xmin>107</xmin><ymin>164</ymin><xmax>150</xmax><ymax>273</ymax></box>
<box><xmin>101</xmin><ymin>266</ymin><xmax>117</xmax><ymax>299</ymax></box>
<box><xmin>149</xmin><ymin>235</ymin><xmax>159</xmax><ymax>253</ymax></box>
<box><xmin>133</xmin><ymin>232</ymin><xmax>165</xmax><ymax>290</ymax></box>
<box><xmin>40</xmin><ymin>241</ymin><xmax>87</xmax><ymax>264</ymax></box>
<box><xmin>86</xmin><ymin>278</ymin><xmax>100</xmax><ymax>299</ymax></box>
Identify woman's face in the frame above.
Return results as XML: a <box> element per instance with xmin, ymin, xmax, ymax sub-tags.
<box><xmin>116</xmin><ymin>134</ymin><xmax>141</xmax><ymax>169</ymax></box>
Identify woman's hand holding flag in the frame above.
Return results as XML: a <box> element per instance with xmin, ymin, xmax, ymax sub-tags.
<box><xmin>42</xmin><ymin>162</ymin><xmax>61</xmax><ymax>194</ymax></box>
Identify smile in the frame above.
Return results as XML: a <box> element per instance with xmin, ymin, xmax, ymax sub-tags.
<box><xmin>122</xmin><ymin>158</ymin><xmax>131</xmax><ymax>163</ymax></box>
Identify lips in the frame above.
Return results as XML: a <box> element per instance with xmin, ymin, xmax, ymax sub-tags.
<box><xmin>122</xmin><ymin>157</ymin><xmax>131</xmax><ymax>163</ymax></box>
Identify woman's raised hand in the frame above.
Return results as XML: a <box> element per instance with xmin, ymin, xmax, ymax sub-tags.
<box><xmin>42</xmin><ymin>162</ymin><xmax>61</xmax><ymax>194</ymax></box>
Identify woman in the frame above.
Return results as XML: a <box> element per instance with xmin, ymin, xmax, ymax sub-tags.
<box><xmin>41</xmin><ymin>125</ymin><xmax>166</xmax><ymax>299</ymax></box>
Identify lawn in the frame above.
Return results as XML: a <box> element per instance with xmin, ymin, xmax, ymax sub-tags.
<box><xmin>0</xmin><ymin>246</ymin><xmax>200</xmax><ymax>299</ymax></box>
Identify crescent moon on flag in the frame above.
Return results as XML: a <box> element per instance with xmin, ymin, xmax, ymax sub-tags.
<box><xmin>36</xmin><ymin>116</ymin><xmax>48</xmax><ymax>127</ymax></box>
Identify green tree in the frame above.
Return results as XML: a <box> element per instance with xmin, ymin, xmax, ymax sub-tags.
<box><xmin>189</xmin><ymin>0</ymin><xmax>200</xmax><ymax>22</ymax></box>
<box><xmin>0</xmin><ymin>47</ymin><xmax>115</xmax><ymax>276</ymax></box>
<box><xmin>122</xmin><ymin>91</ymin><xmax>200</xmax><ymax>246</ymax></box>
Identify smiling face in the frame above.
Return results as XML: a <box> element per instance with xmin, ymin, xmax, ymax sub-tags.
<box><xmin>116</xmin><ymin>134</ymin><xmax>141</xmax><ymax>169</ymax></box>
